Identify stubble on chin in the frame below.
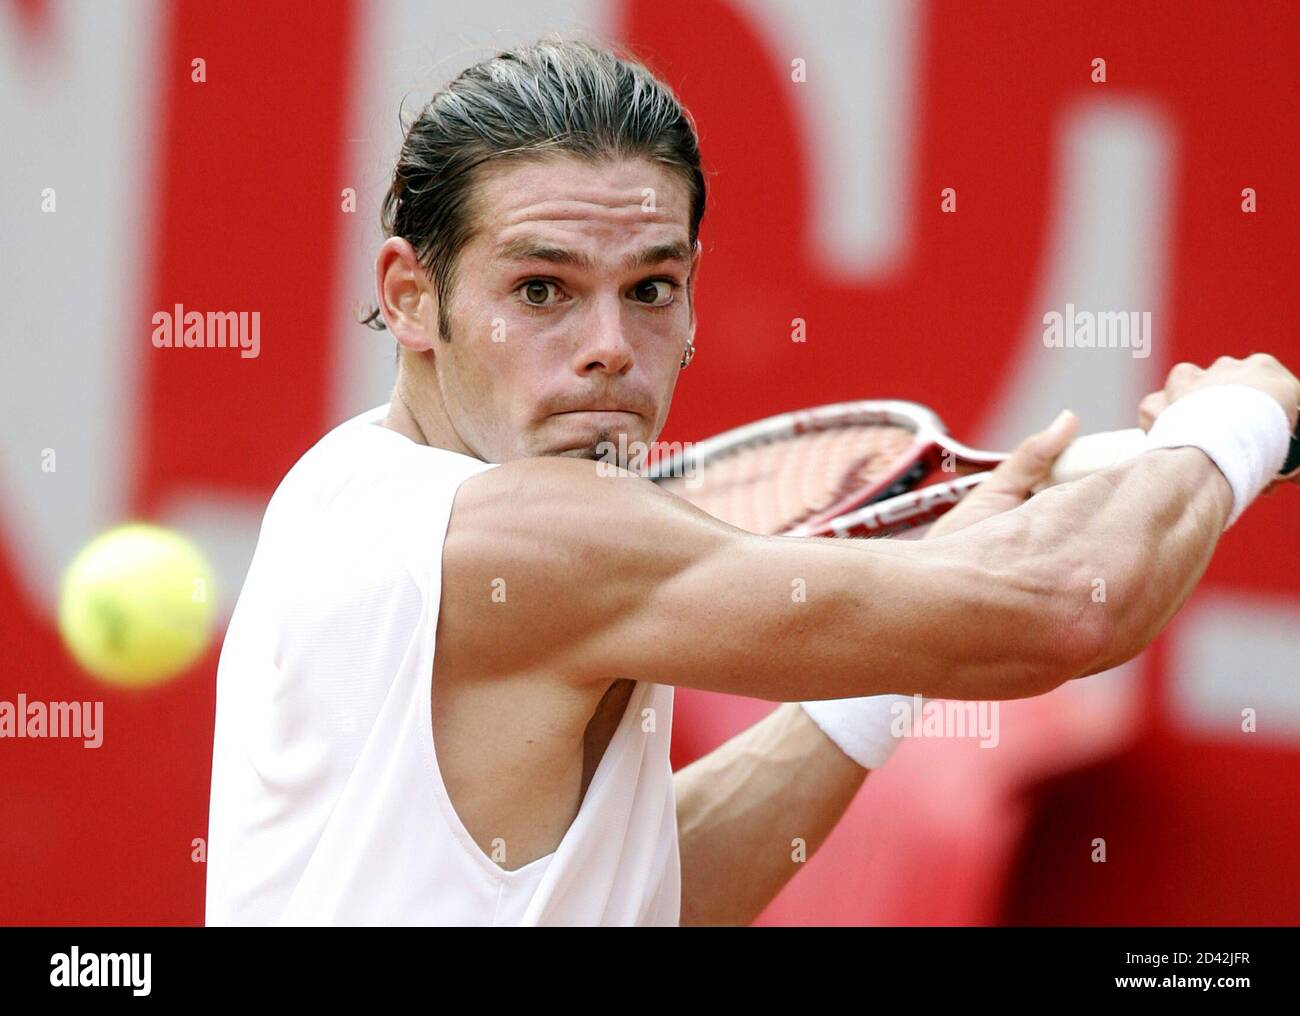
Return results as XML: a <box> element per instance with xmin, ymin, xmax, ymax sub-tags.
<box><xmin>546</xmin><ymin>426</ymin><xmax>616</xmax><ymax>462</ymax></box>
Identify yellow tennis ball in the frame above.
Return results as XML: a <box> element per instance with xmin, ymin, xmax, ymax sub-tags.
<box><xmin>58</xmin><ymin>523</ymin><xmax>217</xmax><ymax>688</ymax></box>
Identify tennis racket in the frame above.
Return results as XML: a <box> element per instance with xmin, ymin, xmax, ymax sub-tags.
<box><xmin>645</xmin><ymin>398</ymin><xmax>1300</xmax><ymax>538</ymax></box>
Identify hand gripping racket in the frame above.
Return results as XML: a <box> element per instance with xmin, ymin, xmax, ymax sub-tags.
<box><xmin>645</xmin><ymin>399</ymin><xmax>1300</xmax><ymax>538</ymax></box>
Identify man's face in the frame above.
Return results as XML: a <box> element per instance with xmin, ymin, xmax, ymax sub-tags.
<box><xmin>419</xmin><ymin>155</ymin><xmax>698</xmax><ymax>464</ymax></box>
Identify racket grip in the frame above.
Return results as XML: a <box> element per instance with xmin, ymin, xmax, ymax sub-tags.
<box><xmin>1050</xmin><ymin>421</ymin><xmax>1300</xmax><ymax>486</ymax></box>
<box><xmin>1047</xmin><ymin>428</ymin><xmax>1148</xmax><ymax>485</ymax></box>
<box><xmin>1283</xmin><ymin>431</ymin><xmax>1300</xmax><ymax>476</ymax></box>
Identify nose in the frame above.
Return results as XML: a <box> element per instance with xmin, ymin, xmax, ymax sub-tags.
<box><xmin>573</xmin><ymin>294</ymin><xmax>634</xmax><ymax>376</ymax></box>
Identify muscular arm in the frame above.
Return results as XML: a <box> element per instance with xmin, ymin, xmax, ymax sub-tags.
<box><xmin>445</xmin><ymin>445</ymin><xmax>1232</xmax><ymax>702</ymax></box>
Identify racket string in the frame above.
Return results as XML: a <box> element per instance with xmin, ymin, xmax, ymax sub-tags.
<box><xmin>661</xmin><ymin>424</ymin><xmax>920</xmax><ymax>535</ymax></box>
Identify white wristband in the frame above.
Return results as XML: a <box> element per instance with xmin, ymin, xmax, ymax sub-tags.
<box><xmin>1143</xmin><ymin>385</ymin><xmax>1292</xmax><ymax>529</ymax></box>
<box><xmin>799</xmin><ymin>695</ymin><xmax>916</xmax><ymax>770</ymax></box>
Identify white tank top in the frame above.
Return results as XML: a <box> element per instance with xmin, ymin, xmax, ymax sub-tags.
<box><xmin>204</xmin><ymin>404</ymin><xmax>680</xmax><ymax>926</ymax></box>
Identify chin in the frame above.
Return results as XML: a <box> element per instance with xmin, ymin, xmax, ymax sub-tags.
<box><xmin>543</xmin><ymin>426</ymin><xmax>620</xmax><ymax>462</ymax></box>
<box><xmin>553</xmin><ymin>447</ymin><xmax>600</xmax><ymax>461</ymax></box>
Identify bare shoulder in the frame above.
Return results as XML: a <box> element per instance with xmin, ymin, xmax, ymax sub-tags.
<box><xmin>447</xmin><ymin>456</ymin><xmax>697</xmax><ymax>566</ymax></box>
<box><xmin>439</xmin><ymin>457</ymin><xmax>735</xmax><ymax>686</ymax></box>
<box><xmin>450</xmin><ymin>455</ymin><xmax>696</xmax><ymax>522</ymax></box>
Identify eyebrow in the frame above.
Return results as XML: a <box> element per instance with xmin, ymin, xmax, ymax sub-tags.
<box><xmin>494</xmin><ymin>237</ymin><xmax>692</xmax><ymax>273</ymax></box>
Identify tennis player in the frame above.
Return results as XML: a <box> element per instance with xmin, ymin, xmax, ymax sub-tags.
<box><xmin>204</xmin><ymin>38</ymin><xmax>1299</xmax><ymax>926</ymax></box>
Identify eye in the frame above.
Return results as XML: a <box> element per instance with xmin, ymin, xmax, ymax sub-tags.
<box><xmin>629</xmin><ymin>278</ymin><xmax>678</xmax><ymax>307</ymax></box>
<box><xmin>517</xmin><ymin>280</ymin><xmax>565</xmax><ymax>307</ymax></box>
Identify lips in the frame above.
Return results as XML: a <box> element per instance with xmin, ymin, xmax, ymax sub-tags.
<box><xmin>552</xmin><ymin>406</ymin><xmax>638</xmax><ymax>416</ymax></box>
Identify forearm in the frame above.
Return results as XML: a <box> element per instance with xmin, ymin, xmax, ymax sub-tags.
<box><xmin>937</xmin><ymin>445</ymin><xmax>1232</xmax><ymax>690</ymax></box>
<box><xmin>823</xmin><ymin>445</ymin><xmax>1227</xmax><ymax>701</ymax></box>
<box><xmin>675</xmin><ymin>702</ymin><xmax>867</xmax><ymax>926</ymax></box>
<box><xmin>1069</xmin><ymin>447</ymin><xmax>1232</xmax><ymax>672</ymax></box>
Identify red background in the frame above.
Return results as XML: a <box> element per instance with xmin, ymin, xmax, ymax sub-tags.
<box><xmin>1</xmin><ymin>0</ymin><xmax>1297</xmax><ymax>924</ymax></box>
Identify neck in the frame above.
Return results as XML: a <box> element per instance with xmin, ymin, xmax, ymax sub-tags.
<box><xmin>382</xmin><ymin>353</ymin><xmax>479</xmax><ymax>459</ymax></box>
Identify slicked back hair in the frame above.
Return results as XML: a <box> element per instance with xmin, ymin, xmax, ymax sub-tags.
<box><xmin>361</xmin><ymin>35</ymin><xmax>707</xmax><ymax>345</ymax></box>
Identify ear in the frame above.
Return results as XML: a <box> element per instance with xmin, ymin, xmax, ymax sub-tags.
<box><xmin>375</xmin><ymin>237</ymin><xmax>437</xmax><ymax>352</ymax></box>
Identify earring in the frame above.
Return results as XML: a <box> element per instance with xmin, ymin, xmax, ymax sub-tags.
<box><xmin>680</xmin><ymin>339</ymin><xmax>696</xmax><ymax>369</ymax></box>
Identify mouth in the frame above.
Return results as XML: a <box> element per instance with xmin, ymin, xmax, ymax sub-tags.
<box><xmin>551</xmin><ymin>408</ymin><xmax>639</xmax><ymax>419</ymax></box>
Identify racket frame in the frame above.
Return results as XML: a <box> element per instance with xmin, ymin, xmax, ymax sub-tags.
<box><xmin>645</xmin><ymin>399</ymin><xmax>1007</xmax><ymax>538</ymax></box>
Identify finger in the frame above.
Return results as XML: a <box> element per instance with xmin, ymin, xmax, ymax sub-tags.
<box><xmin>980</xmin><ymin>410</ymin><xmax>1080</xmax><ymax>497</ymax></box>
<box><xmin>1138</xmin><ymin>391</ymin><xmax>1168</xmax><ymax>431</ymax></box>
<box><xmin>1166</xmin><ymin>361</ymin><xmax>1205</xmax><ymax>390</ymax></box>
